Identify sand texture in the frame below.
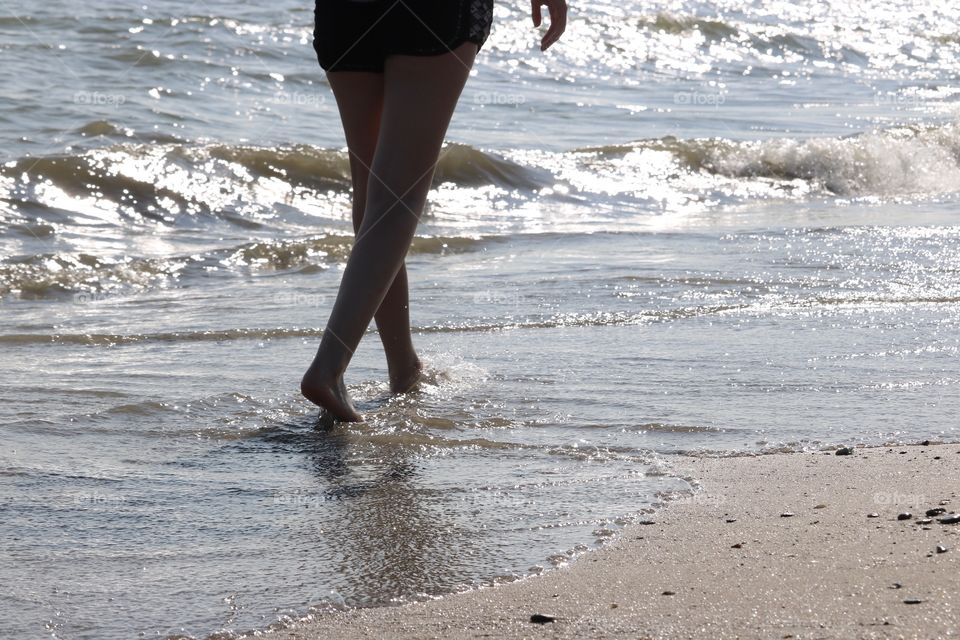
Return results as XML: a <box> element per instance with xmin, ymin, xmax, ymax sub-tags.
<box><xmin>283</xmin><ymin>444</ymin><xmax>960</xmax><ymax>639</ymax></box>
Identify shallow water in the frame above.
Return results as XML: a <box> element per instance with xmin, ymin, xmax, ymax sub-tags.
<box><xmin>2</xmin><ymin>0</ymin><xmax>960</xmax><ymax>637</ymax></box>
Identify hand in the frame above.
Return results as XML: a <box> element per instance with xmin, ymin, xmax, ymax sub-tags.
<box><xmin>531</xmin><ymin>0</ymin><xmax>567</xmax><ymax>52</ymax></box>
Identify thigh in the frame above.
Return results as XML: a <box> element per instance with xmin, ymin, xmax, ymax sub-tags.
<box><xmin>366</xmin><ymin>41</ymin><xmax>478</xmax><ymax>210</ymax></box>
<box><xmin>326</xmin><ymin>71</ymin><xmax>384</xmax><ymax>230</ymax></box>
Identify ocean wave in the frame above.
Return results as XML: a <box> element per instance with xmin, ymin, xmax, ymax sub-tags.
<box><xmin>622</xmin><ymin>422</ymin><xmax>734</xmax><ymax>434</ymax></box>
<box><xmin>0</xmin><ymin>141</ymin><xmax>349</xmax><ymax>225</ymax></box>
<box><xmin>3</xmin><ymin>122</ymin><xmax>960</xmax><ymax>245</ymax></box>
<box><xmin>6</xmin><ymin>281</ymin><xmax>956</xmax><ymax>340</ymax></box>
<box><xmin>432</xmin><ymin>142</ymin><xmax>551</xmax><ymax>190</ymax></box>
<box><xmin>0</xmin><ymin>234</ymin><xmax>486</xmax><ymax>297</ymax></box>
<box><xmin>0</xmin><ymin>304</ymin><xmax>743</xmax><ymax>345</ymax></box>
<box><xmin>576</xmin><ymin>121</ymin><xmax>960</xmax><ymax>197</ymax></box>
<box><xmin>638</xmin><ymin>10</ymin><xmax>856</xmax><ymax>61</ymax></box>
<box><xmin>0</xmin><ymin>138</ymin><xmax>545</xmax><ymax>231</ymax></box>
<box><xmin>701</xmin><ymin>123</ymin><xmax>960</xmax><ymax>196</ymax></box>
<box><xmin>641</xmin><ymin>12</ymin><xmax>739</xmax><ymax>39</ymax></box>
<box><xmin>73</xmin><ymin>120</ymin><xmax>184</xmax><ymax>145</ymax></box>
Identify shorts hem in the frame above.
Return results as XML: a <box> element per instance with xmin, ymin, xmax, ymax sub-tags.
<box><xmin>318</xmin><ymin>36</ymin><xmax>486</xmax><ymax>73</ymax></box>
<box><xmin>320</xmin><ymin>63</ymin><xmax>385</xmax><ymax>73</ymax></box>
<box><xmin>385</xmin><ymin>36</ymin><xmax>486</xmax><ymax>58</ymax></box>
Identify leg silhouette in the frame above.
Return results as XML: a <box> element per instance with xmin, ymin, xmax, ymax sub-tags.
<box><xmin>302</xmin><ymin>41</ymin><xmax>478</xmax><ymax>420</ymax></box>
<box><xmin>322</xmin><ymin>70</ymin><xmax>422</xmax><ymax>394</ymax></box>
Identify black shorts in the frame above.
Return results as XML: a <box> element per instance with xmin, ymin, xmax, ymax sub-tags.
<box><xmin>313</xmin><ymin>0</ymin><xmax>494</xmax><ymax>72</ymax></box>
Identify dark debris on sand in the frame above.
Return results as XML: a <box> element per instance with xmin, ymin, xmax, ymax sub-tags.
<box><xmin>529</xmin><ymin>614</ymin><xmax>556</xmax><ymax>624</ymax></box>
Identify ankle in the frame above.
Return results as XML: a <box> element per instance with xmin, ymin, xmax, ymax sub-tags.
<box><xmin>388</xmin><ymin>352</ymin><xmax>420</xmax><ymax>375</ymax></box>
<box><xmin>303</xmin><ymin>358</ymin><xmax>345</xmax><ymax>385</ymax></box>
<box><xmin>309</xmin><ymin>341</ymin><xmax>352</xmax><ymax>381</ymax></box>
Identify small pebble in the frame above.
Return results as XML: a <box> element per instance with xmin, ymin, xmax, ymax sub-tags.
<box><xmin>814</xmin><ymin>504</ymin><xmax>827</xmax><ymax>509</ymax></box>
<box><xmin>867</xmin><ymin>513</ymin><xmax>880</xmax><ymax>518</ymax></box>
<box><xmin>934</xmin><ymin>456</ymin><xmax>941</xmax><ymax>460</ymax></box>
<box><xmin>890</xmin><ymin>583</ymin><xmax>902</xmax><ymax>589</ymax></box>
<box><xmin>921</xmin><ymin>440</ymin><xmax>931</xmax><ymax>446</ymax></box>
<box><xmin>917</xmin><ymin>518</ymin><xmax>933</xmax><ymax>525</ymax></box>
<box><xmin>638</xmin><ymin>520</ymin><xmax>656</xmax><ymax>525</ymax></box>
<box><xmin>610</xmin><ymin>603</ymin><xmax>618</xmax><ymax>609</ymax></box>
<box><xmin>936</xmin><ymin>545</ymin><xmax>949</xmax><ymax>554</ymax></box>
<box><xmin>780</xmin><ymin>512</ymin><xmax>794</xmax><ymax>518</ymax></box>
<box><xmin>926</xmin><ymin>508</ymin><xmax>947</xmax><ymax>517</ymax></box>
<box><xmin>939</xmin><ymin>514</ymin><xmax>960</xmax><ymax>525</ymax></box>
<box><xmin>940</xmin><ymin>500</ymin><xmax>950</xmax><ymax>505</ymax></box>
<box><xmin>731</xmin><ymin>543</ymin><xmax>743</xmax><ymax>549</ymax></box>
<box><xmin>903</xmin><ymin>599</ymin><xmax>923</xmax><ymax>605</ymax></box>
<box><xmin>897</xmin><ymin>512</ymin><xmax>912</xmax><ymax>521</ymax></box>
<box><xmin>725</xmin><ymin>519</ymin><xmax>737</xmax><ymax>523</ymax></box>
<box><xmin>530</xmin><ymin>614</ymin><xmax>555</xmax><ymax>624</ymax></box>
<box><xmin>662</xmin><ymin>591</ymin><xmax>675</xmax><ymax>596</ymax></box>
<box><xmin>835</xmin><ymin>447</ymin><xmax>854</xmax><ymax>456</ymax></box>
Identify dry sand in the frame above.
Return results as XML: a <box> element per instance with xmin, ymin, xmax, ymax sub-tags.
<box><xmin>282</xmin><ymin>443</ymin><xmax>960</xmax><ymax>639</ymax></box>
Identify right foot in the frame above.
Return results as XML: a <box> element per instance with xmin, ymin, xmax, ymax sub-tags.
<box><xmin>389</xmin><ymin>358</ymin><xmax>423</xmax><ymax>395</ymax></box>
<box><xmin>300</xmin><ymin>368</ymin><xmax>362</xmax><ymax>422</ymax></box>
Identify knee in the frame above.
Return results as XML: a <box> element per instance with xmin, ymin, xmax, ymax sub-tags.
<box><xmin>351</xmin><ymin>196</ymin><xmax>366</xmax><ymax>234</ymax></box>
<box><xmin>349</xmin><ymin>172</ymin><xmax>369</xmax><ymax>233</ymax></box>
<box><xmin>364</xmin><ymin>166</ymin><xmax>434</xmax><ymax>214</ymax></box>
<box><xmin>364</xmin><ymin>186</ymin><xmax>426</xmax><ymax>223</ymax></box>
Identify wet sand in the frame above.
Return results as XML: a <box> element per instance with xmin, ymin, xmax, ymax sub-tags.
<box><xmin>283</xmin><ymin>443</ymin><xmax>960</xmax><ymax>639</ymax></box>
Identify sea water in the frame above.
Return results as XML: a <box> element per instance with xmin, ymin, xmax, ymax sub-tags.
<box><xmin>2</xmin><ymin>0</ymin><xmax>960</xmax><ymax>637</ymax></box>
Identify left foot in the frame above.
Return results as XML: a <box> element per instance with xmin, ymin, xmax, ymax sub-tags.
<box><xmin>300</xmin><ymin>366</ymin><xmax>362</xmax><ymax>422</ymax></box>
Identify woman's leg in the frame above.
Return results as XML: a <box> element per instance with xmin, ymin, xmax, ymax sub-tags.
<box><xmin>324</xmin><ymin>71</ymin><xmax>422</xmax><ymax>394</ymax></box>
<box><xmin>302</xmin><ymin>41</ymin><xmax>478</xmax><ymax>420</ymax></box>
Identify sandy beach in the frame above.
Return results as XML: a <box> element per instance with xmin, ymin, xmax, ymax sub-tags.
<box><xmin>283</xmin><ymin>443</ymin><xmax>959</xmax><ymax>640</ymax></box>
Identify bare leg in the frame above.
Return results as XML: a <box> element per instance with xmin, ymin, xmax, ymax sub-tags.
<box><xmin>322</xmin><ymin>70</ymin><xmax>422</xmax><ymax>394</ymax></box>
<box><xmin>301</xmin><ymin>42</ymin><xmax>478</xmax><ymax>420</ymax></box>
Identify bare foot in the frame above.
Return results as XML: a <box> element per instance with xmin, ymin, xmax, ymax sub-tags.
<box><xmin>300</xmin><ymin>367</ymin><xmax>362</xmax><ymax>422</ymax></box>
<box><xmin>389</xmin><ymin>358</ymin><xmax>423</xmax><ymax>395</ymax></box>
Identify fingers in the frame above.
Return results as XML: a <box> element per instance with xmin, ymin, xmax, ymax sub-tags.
<box><xmin>531</xmin><ymin>0</ymin><xmax>541</xmax><ymax>27</ymax></box>
<box><xmin>538</xmin><ymin>0</ymin><xmax>567</xmax><ymax>52</ymax></box>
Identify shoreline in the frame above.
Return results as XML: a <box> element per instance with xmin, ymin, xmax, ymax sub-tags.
<box><xmin>282</xmin><ymin>442</ymin><xmax>960</xmax><ymax>639</ymax></box>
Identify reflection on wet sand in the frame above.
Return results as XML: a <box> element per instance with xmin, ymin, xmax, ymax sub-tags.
<box><xmin>305</xmin><ymin>421</ymin><xmax>468</xmax><ymax>607</ymax></box>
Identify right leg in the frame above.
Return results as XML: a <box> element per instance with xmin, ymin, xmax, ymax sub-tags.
<box><xmin>325</xmin><ymin>71</ymin><xmax>422</xmax><ymax>393</ymax></box>
<box><xmin>301</xmin><ymin>41</ymin><xmax>478</xmax><ymax>420</ymax></box>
